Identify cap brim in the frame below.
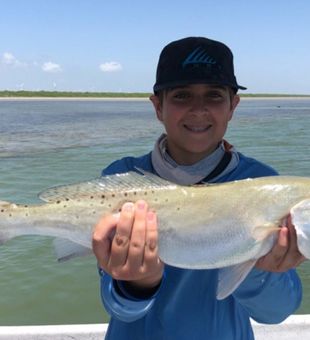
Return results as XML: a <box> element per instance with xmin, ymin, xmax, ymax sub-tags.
<box><xmin>154</xmin><ymin>79</ymin><xmax>247</xmax><ymax>92</ymax></box>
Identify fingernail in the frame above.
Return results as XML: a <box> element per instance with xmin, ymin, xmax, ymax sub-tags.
<box><xmin>123</xmin><ymin>202</ymin><xmax>134</xmax><ymax>212</ymax></box>
<box><xmin>138</xmin><ymin>201</ymin><xmax>145</xmax><ymax>210</ymax></box>
<box><xmin>113</xmin><ymin>212</ymin><xmax>120</xmax><ymax>220</ymax></box>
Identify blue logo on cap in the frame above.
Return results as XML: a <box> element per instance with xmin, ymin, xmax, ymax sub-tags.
<box><xmin>182</xmin><ymin>46</ymin><xmax>217</xmax><ymax>68</ymax></box>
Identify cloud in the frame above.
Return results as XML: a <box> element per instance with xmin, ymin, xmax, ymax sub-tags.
<box><xmin>42</xmin><ymin>61</ymin><xmax>62</xmax><ymax>73</ymax></box>
<box><xmin>99</xmin><ymin>61</ymin><xmax>122</xmax><ymax>72</ymax></box>
<box><xmin>1</xmin><ymin>52</ymin><xmax>26</xmax><ymax>67</ymax></box>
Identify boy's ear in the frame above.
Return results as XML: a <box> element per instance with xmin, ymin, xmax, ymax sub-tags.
<box><xmin>229</xmin><ymin>94</ymin><xmax>240</xmax><ymax>120</ymax></box>
<box><xmin>232</xmin><ymin>94</ymin><xmax>240</xmax><ymax>108</ymax></box>
<box><xmin>149</xmin><ymin>95</ymin><xmax>163</xmax><ymax>121</ymax></box>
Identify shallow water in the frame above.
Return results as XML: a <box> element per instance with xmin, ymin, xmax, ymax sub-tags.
<box><xmin>0</xmin><ymin>98</ymin><xmax>309</xmax><ymax>325</ymax></box>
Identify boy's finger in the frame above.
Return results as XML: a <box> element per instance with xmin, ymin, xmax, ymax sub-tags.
<box><xmin>144</xmin><ymin>210</ymin><xmax>159</xmax><ymax>264</ymax></box>
<box><xmin>268</xmin><ymin>227</ymin><xmax>289</xmax><ymax>268</ymax></box>
<box><xmin>109</xmin><ymin>202</ymin><xmax>135</xmax><ymax>268</ymax></box>
<box><xmin>127</xmin><ymin>200</ymin><xmax>148</xmax><ymax>270</ymax></box>
<box><xmin>92</xmin><ymin>214</ymin><xmax>119</xmax><ymax>269</ymax></box>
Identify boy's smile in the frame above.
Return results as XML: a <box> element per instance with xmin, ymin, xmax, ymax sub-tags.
<box><xmin>184</xmin><ymin>123</ymin><xmax>212</xmax><ymax>133</ymax></box>
<box><xmin>150</xmin><ymin>84</ymin><xmax>240</xmax><ymax>165</ymax></box>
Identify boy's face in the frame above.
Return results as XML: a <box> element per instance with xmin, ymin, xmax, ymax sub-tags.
<box><xmin>150</xmin><ymin>84</ymin><xmax>240</xmax><ymax>165</ymax></box>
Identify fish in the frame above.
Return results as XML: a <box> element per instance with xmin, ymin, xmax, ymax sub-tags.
<box><xmin>0</xmin><ymin>171</ymin><xmax>310</xmax><ymax>299</ymax></box>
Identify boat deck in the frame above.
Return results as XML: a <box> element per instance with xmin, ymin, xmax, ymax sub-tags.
<box><xmin>0</xmin><ymin>315</ymin><xmax>309</xmax><ymax>339</ymax></box>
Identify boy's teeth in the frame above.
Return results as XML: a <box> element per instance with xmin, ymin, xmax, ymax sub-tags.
<box><xmin>186</xmin><ymin>126</ymin><xmax>208</xmax><ymax>132</ymax></box>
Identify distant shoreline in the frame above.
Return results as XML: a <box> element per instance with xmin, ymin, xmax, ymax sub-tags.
<box><xmin>0</xmin><ymin>96</ymin><xmax>309</xmax><ymax>102</ymax></box>
<box><xmin>0</xmin><ymin>96</ymin><xmax>150</xmax><ymax>101</ymax></box>
<box><xmin>0</xmin><ymin>90</ymin><xmax>309</xmax><ymax>101</ymax></box>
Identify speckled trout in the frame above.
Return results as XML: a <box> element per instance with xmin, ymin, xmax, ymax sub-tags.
<box><xmin>1</xmin><ymin>171</ymin><xmax>310</xmax><ymax>299</ymax></box>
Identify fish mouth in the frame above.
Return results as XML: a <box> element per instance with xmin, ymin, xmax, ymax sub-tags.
<box><xmin>184</xmin><ymin>124</ymin><xmax>212</xmax><ymax>133</ymax></box>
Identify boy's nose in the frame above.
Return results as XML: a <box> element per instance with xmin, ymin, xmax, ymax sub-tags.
<box><xmin>190</xmin><ymin>96</ymin><xmax>209</xmax><ymax>114</ymax></box>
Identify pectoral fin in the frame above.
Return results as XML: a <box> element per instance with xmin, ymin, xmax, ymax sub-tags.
<box><xmin>53</xmin><ymin>238</ymin><xmax>93</xmax><ymax>262</ymax></box>
<box><xmin>217</xmin><ymin>259</ymin><xmax>257</xmax><ymax>300</ymax></box>
<box><xmin>252</xmin><ymin>223</ymin><xmax>280</xmax><ymax>241</ymax></box>
<box><xmin>291</xmin><ymin>199</ymin><xmax>310</xmax><ymax>259</ymax></box>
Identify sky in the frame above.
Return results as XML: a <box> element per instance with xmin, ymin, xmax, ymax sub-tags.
<box><xmin>0</xmin><ymin>0</ymin><xmax>309</xmax><ymax>94</ymax></box>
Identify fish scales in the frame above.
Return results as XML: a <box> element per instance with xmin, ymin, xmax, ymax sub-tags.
<box><xmin>157</xmin><ymin>177</ymin><xmax>310</xmax><ymax>269</ymax></box>
<box><xmin>0</xmin><ymin>172</ymin><xmax>310</xmax><ymax>276</ymax></box>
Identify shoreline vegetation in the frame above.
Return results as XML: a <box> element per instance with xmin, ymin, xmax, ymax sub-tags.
<box><xmin>0</xmin><ymin>90</ymin><xmax>309</xmax><ymax>99</ymax></box>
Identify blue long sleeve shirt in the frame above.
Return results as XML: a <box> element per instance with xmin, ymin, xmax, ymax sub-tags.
<box><xmin>100</xmin><ymin>152</ymin><xmax>302</xmax><ymax>340</ymax></box>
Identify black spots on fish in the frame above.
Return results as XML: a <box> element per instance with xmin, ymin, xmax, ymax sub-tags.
<box><xmin>53</xmin><ymin>199</ymin><xmax>69</xmax><ymax>209</ymax></box>
<box><xmin>0</xmin><ymin>209</ymin><xmax>12</xmax><ymax>217</ymax></box>
<box><xmin>90</xmin><ymin>196</ymin><xmax>94</xmax><ymax>199</ymax></box>
<box><xmin>24</xmin><ymin>206</ymin><xmax>29</xmax><ymax>216</ymax></box>
<box><xmin>101</xmin><ymin>195</ymin><xmax>105</xmax><ymax>199</ymax></box>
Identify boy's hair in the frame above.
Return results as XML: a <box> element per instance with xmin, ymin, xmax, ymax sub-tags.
<box><xmin>153</xmin><ymin>37</ymin><xmax>246</xmax><ymax>93</ymax></box>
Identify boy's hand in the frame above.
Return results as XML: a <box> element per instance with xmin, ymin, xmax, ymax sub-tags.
<box><xmin>92</xmin><ymin>200</ymin><xmax>164</xmax><ymax>290</ymax></box>
<box><xmin>255</xmin><ymin>215</ymin><xmax>306</xmax><ymax>272</ymax></box>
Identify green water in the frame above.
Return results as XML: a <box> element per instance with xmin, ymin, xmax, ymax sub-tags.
<box><xmin>0</xmin><ymin>98</ymin><xmax>309</xmax><ymax>325</ymax></box>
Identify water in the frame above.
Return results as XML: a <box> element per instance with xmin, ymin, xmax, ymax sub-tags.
<box><xmin>0</xmin><ymin>98</ymin><xmax>309</xmax><ymax>325</ymax></box>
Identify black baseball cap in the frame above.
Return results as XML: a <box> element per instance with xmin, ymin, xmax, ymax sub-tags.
<box><xmin>153</xmin><ymin>37</ymin><xmax>246</xmax><ymax>93</ymax></box>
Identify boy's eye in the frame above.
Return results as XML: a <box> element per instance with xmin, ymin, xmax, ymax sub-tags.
<box><xmin>207</xmin><ymin>92</ymin><xmax>224</xmax><ymax>99</ymax></box>
<box><xmin>173</xmin><ymin>91</ymin><xmax>191</xmax><ymax>99</ymax></box>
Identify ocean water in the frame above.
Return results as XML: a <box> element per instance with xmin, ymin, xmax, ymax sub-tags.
<box><xmin>0</xmin><ymin>98</ymin><xmax>309</xmax><ymax>325</ymax></box>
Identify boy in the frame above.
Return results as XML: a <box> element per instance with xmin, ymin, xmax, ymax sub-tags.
<box><xmin>92</xmin><ymin>37</ymin><xmax>304</xmax><ymax>339</ymax></box>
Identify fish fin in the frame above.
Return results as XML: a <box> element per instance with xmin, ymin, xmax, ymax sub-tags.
<box><xmin>53</xmin><ymin>238</ymin><xmax>92</xmax><ymax>262</ymax></box>
<box><xmin>0</xmin><ymin>200</ymin><xmax>12</xmax><ymax>206</ymax></box>
<box><xmin>217</xmin><ymin>259</ymin><xmax>257</xmax><ymax>300</ymax></box>
<box><xmin>38</xmin><ymin>171</ymin><xmax>177</xmax><ymax>203</ymax></box>
<box><xmin>291</xmin><ymin>199</ymin><xmax>310</xmax><ymax>259</ymax></box>
<box><xmin>134</xmin><ymin>167</ymin><xmax>184</xmax><ymax>185</ymax></box>
<box><xmin>252</xmin><ymin>223</ymin><xmax>280</xmax><ymax>241</ymax></box>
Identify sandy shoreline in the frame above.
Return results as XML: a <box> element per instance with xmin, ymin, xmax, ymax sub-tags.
<box><xmin>0</xmin><ymin>96</ymin><xmax>150</xmax><ymax>101</ymax></box>
<box><xmin>0</xmin><ymin>96</ymin><xmax>309</xmax><ymax>101</ymax></box>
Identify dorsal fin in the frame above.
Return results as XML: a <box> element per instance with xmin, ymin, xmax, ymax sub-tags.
<box><xmin>38</xmin><ymin>171</ymin><xmax>177</xmax><ymax>203</ymax></box>
<box><xmin>0</xmin><ymin>200</ymin><xmax>12</xmax><ymax>206</ymax></box>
